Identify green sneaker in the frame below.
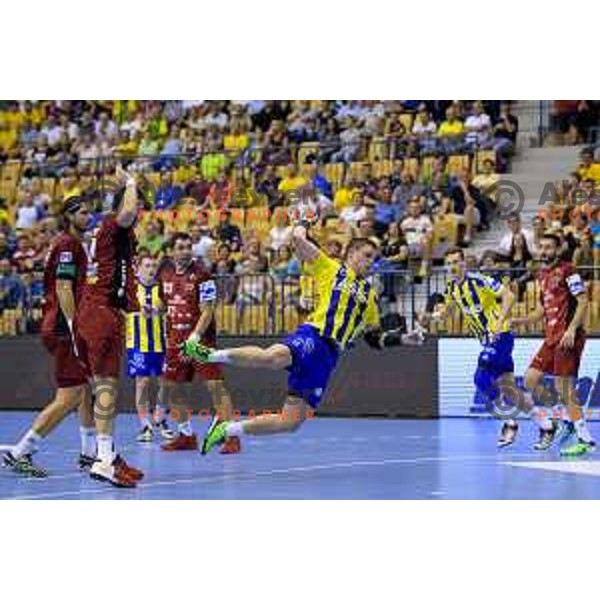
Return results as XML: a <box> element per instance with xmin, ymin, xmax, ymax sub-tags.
<box><xmin>181</xmin><ymin>339</ymin><xmax>213</xmax><ymax>363</ymax></box>
<box><xmin>201</xmin><ymin>417</ymin><xmax>229</xmax><ymax>455</ymax></box>
<box><xmin>560</xmin><ymin>440</ymin><xmax>596</xmax><ymax>457</ymax></box>
<box><xmin>2</xmin><ymin>451</ymin><xmax>48</xmax><ymax>478</ymax></box>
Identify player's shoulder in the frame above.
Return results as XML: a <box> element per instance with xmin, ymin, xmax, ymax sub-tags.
<box><xmin>467</xmin><ymin>270</ymin><xmax>501</xmax><ymax>290</ymax></box>
<box><xmin>191</xmin><ymin>259</ymin><xmax>212</xmax><ymax>280</ymax></box>
<box><xmin>50</xmin><ymin>231</ymin><xmax>83</xmax><ymax>257</ymax></box>
<box><xmin>558</xmin><ymin>260</ymin><xmax>576</xmax><ymax>276</ymax></box>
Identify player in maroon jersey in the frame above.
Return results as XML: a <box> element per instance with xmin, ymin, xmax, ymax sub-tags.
<box><xmin>158</xmin><ymin>232</ymin><xmax>240</xmax><ymax>453</ymax></box>
<box><xmin>3</xmin><ymin>196</ymin><xmax>97</xmax><ymax>477</ymax></box>
<box><xmin>514</xmin><ymin>233</ymin><xmax>595</xmax><ymax>456</ymax></box>
<box><xmin>76</xmin><ymin>167</ymin><xmax>145</xmax><ymax>487</ymax></box>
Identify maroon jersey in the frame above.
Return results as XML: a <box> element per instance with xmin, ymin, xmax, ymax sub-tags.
<box><xmin>42</xmin><ymin>232</ymin><xmax>88</xmax><ymax>335</ymax></box>
<box><xmin>158</xmin><ymin>259</ymin><xmax>217</xmax><ymax>343</ymax></box>
<box><xmin>538</xmin><ymin>260</ymin><xmax>586</xmax><ymax>345</ymax></box>
<box><xmin>83</xmin><ymin>216</ymin><xmax>138</xmax><ymax>312</ymax></box>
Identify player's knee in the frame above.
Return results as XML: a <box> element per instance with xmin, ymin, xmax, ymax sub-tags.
<box><xmin>474</xmin><ymin>367</ymin><xmax>498</xmax><ymax>401</ymax></box>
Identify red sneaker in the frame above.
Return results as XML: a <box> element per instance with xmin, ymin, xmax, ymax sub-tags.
<box><xmin>114</xmin><ymin>455</ymin><xmax>144</xmax><ymax>482</ymax></box>
<box><xmin>90</xmin><ymin>459</ymin><xmax>137</xmax><ymax>488</ymax></box>
<box><xmin>220</xmin><ymin>436</ymin><xmax>241</xmax><ymax>454</ymax></box>
<box><xmin>161</xmin><ymin>433</ymin><xmax>198</xmax><ymax>451</ymax></box>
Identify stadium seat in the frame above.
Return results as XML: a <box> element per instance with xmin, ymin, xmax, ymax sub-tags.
<box><xmin>399</xmin><ymin>113</ymin><xmax>414</xmax><ymax>131</ymax></box>
<box><xmin>298</xmin><ymin>142</ymin><xmax>319</xmax><ymax>165</ymax></box>
<box><xmin>447</xmin><ymin>155</ymin><xmax>470</xmax><ymax>173</ymax></box>
<box><xmin>324</xmin><ymin>163</ymin><xmax>345</xmax><ymax>189</ymax></box>
<box><xmin>475</xmin><ymin>150</ymin><xmax>497</xmax><ymax>173</ymax></box>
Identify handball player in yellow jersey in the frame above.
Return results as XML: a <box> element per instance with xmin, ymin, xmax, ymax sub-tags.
<box><xmin>420</xmin><ymin>247</ymin><xmax>561</xmax><ymax>449</ymax></box>
<box><xmin>184</xmin><ymin>222</ymin><xmax>424</xmax><ymax>454</ymax></box>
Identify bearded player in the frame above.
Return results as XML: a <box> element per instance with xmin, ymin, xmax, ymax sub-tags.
<box><xmin>184</xmin><ymin>224</ymin><xmax>423</xmax><ymax>454</ymax></box>
<box><xmin>159</xmin><ymin>232</ymin><xmax>240</xmax><ymax>454</ymax></box>
<box><xmin>513</xmin><ymin>233</ymin><xmax>595</xmax><ymax>456</ymax></box>
<box><xmin>420</xmin><ymin>247</ymin><xmax>560</xmax><ymax>449</ymax></box>
<box><xmin>3</xmin><ymin>196</ymin><xmax>96</xmax><ymax>477</ymax></box>
<box><xmin>76</xmin><ymin>167</ymin><xmax>144</xmax><ymax>487</ymax></box>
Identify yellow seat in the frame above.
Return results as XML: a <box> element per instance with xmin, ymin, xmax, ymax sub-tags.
<box><xmin>475</xmin><ymin>150</ymin><xmax>497</xmax><ymax>173</ymax></box>
<box><xmin>369</xmin><ymin>137</ymin><xmax>388</xmax><ymax>162</ymax></box>
<box><xmin>324</xmin><ymin>163</ymin><xmax>345</xmax><ymax>189</ymax></box>
<box><xmin>447</xmin><ymin>154</ymin><xmax>470</xmax><ymax>173</ymax></box>
<box><xmin>298</xmin><ymin>142</ymin><xmax>319</xmax><ymax>165</ymax></box>
<box><xmin>399</xmin><ymin>113</ymin><xmax>414</xmax><ymax>131</ymax></box>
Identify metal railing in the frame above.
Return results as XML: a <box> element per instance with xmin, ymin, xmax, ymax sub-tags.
<box><xmin>3</xmin><ymin>267</ymin><xmax>600</xmax><ymax>338</ymax></box>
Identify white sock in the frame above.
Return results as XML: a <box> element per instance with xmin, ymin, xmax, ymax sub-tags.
<box><xmin>527</xmin><ymin>406</ymin><xmax>553</xmax><ymax>431</ymax></box>
<box><xmin>80</xmin><ymin>427</ymin><xmax>96</xmax><ymax>457</ymax></box>
<box><xmin>178</xmin><ymin>421</ymin><xmax>193</xmax><ymax>436</ymax></box>
<box><xmin>210</xmin><ymin>350</ymin><xmax>231</xmax><ymax>364</ymax></box>
<box><xmin>138</xmin><ymin>411</ymin><xmax>152</xmax><ymax>428</ymax></box>
<box><xmin>13</xmin><ymin>429</ymin><xmax>42</xmax><ymax>459</ymax></box>
<box><xmin>225</xmin><ymin>421</ymin><xmax>245</xmax><ymax>437</ymax></box>
<box><xmin>574</xmin><ymin>417</ymin><xmax>594</xmax><ymax>444</ymax></box>
<box><xmin>97</xmin><ymin>434</ymin><xmax>115</xmax><ymax>463</ymax></box>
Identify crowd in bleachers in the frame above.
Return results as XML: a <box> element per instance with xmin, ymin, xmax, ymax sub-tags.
<box><xmin>0</xmin><ymin>100</ymin><xmax>518</xmax><ymax>335</ymax></box>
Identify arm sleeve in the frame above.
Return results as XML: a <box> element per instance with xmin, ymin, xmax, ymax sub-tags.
<box><xmin>198</xmin><ymin>278</ymin><xmax>217</xmax><ymax>303</ymax></box>
<box><xmin>565</xmin><ymin>265</ymin><xmax>585</xmax><ymax>297</ymax></box>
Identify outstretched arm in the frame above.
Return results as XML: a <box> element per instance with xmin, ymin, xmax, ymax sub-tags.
<box><xmin>291</xmin><ymin>225</ymin><xmax>320</xmax><ymax>264</ymax></box>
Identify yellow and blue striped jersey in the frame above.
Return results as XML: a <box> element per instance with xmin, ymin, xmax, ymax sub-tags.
<box><xmin>126</xmin><ymin>281</ymin><xmax>165</xmax><ymax>353</ymax></box>
<box><xmin>304</xmin><ymin>251</ymin><xmax>380</xmax><ymax>349</ymax></box>
<box><xmin>444</xmin><ymin>272</ymin><xmax>508</xmax><ymax>342</ymax></box>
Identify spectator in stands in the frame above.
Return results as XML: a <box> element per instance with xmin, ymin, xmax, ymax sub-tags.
<box><xmin>438</xmin><ymin>105</ymin><xmax>465</xmax><ymax>153</ymax></box>
<box><xmin>464</xmin><ymin>101</ymin><xmax>492</xmax><ymax>150</ymax></box>
<box><xmin>318</xmin><ymin>118</ymin><xmax>341</xmax><ymax>163</ymax></box>
<box><xmin>508</xmin><ymin>229</ymin><xmax>534</xmax><ymax>296</ymax></box>
<box><xmin>41</xmin><ymin>114</ymin><xmax>64</xmax><ymax>147</ymax></box>
<box><xmin>201</xmin><ymin>139</ymin><xmax>228</xmax><ymax>181</ymax></box>
<box><xmin>0</xmin><ymin>231</ymin><xmax>10</xmax><ymax>260</ymax></box>
<box><xmin>576</xmin><ymin>148</ymin><xmax>600</xmax><ymax>183</ymax></box>
<box><xmin>223</xmin><ymin>122</ymin><xmax>250</xmax><ymax>161</ymax></box>
<box><xmin>268</xmin><ymin>208</ymin><xmax>293</xmax><ymax>253</ymax></box>
<box><xmin>333</xmin><ymin>175</ymin><xmax>358</xmax><ymax>213</ymax></box>
<box><xmin>374</xmin><ymin>182</ymin><xmax>402</xmax><ymax>237</ymax></box>
<box><xmin>184</xmin><ymin>170</ymin><xmax>211</xmax><ymax>207</ymax></box>
<box><xmin>270</xmin><ymin>244</ymin><xmax>301</xmax><ymax>282</ymax></box>
<box><xmin>263</xmin><ymin>120</ymin><xmax>291</xmax><ymax>166</ymax></box>
<box><xmin>498</xmin><ymin>213</ymin><xmax>537</xmax><ymax>260</ymax></box>
<box><xmin>0</xmin><ymin>258</ymin><xmax>25</xmax><ymax>310</ymax></box>
<box><xmin>14</xmin><ymin>191</ymin><xmax>41</xmax><ymax>230</ymax></box>
<box><xmin>211</xmin><ymin>242</ymin><xmax>237</xmax><ymax>304</ymax></box>
<box><xmin>331</xmin><ymin>116</ymin><xmax>362</xmax><ymax>163</ymax></box>
<box><xmin>30</xmin><ymin>178</ymin><xmax>51</xmax><ymax>214</ymax></box>
<box><xmin>339</xmin><ymin>188</ymin><xmax>368</xmax><ymax>228</ymax></box>
<box><xmin>94</xmin><ymin>111</ymin><xmax>119</xmax><ymax>144</ymax></box>
<box><xmin>191</xmin><ymin>225</ymin><xmax>215</xmax><ymax>267</ymax></box>
<box><xmin>450</xmin><ymin>168</ymin><xmax>490</xmax><ymax>241</ymax></box>
<box><xmin>392</xmin><ymin>172</ymin><xmax>420</xmax><ymax>217</ymax></box>
<box><xmin>139</xmin><ymin>220</ymin><xmax>165</xmax><ymax>256</ymax></box>
<box><xmin>154</xmin><ymin>171</ymin><xmax>183</xmax><ymax>210</ymax></box>
<box><xmin>138</xmin><ymin>130</ymin><xmax>160</xmax><ymax>157</ymax></box>
<box><xmin>411</xmin><ymin>104</ymin><xmax>438</xmax><ymax>153</ymax></box>
<box><xmin>278</xmin><ymin>164</ymin><xmax>307</xmax><ymax>196</ymax></box>
<box><xmin>12</xmin><ymin>233</ymin><xmax>36</xmax><ymax>274</ymax></box>
<box><xmin>209</xmin><ymin>170</ymin><xmax>232</xmax><ymax>209</ymax></box>
<box><xmin>256</xmin><ymin>165</ymin><xmax>283</xmax><ymax>211</ymax></box>
<box><xmin>381</xmin><ymin>221</ymin><xmax>409</xmax><ymax>269</ymax></box>
<box><xmin>311</xmin><ymin>164</ymin><xmax>333</xmax><ymax>199</ymax></box>
<box><xmin>214</xmin><ymin>209</ymin><xmax>242</xmax><ymax>252</ymax></box>
<box><xmin>493</xmin><ymin>102</ymin><xmax>518</xmax><ymax>164</ymax></box>
<box><xmin>400</xmin><ymin>199</ymin><xmax>433</xmax><ymax>276</ymax></box>
<box><xmin>471</xmin><ymin>159</ymin><xmax>499</xmax><ymax>195</ymax></box>
<box><xmin>355</xmin><ymin>216</ymin><xmax>377</xmax><ymax>239</ymax></box>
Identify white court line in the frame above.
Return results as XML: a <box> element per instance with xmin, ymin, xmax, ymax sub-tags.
<box><xmin>2</xmin><ymin>453</ymin><xmax>536</xmax><ymax>500</ymax></box>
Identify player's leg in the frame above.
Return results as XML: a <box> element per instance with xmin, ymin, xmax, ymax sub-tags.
<box><xmin>77</xmin><ymin>386</ymin><xmax>97</xmax><ymax>470</ymax></box>
<box><xmin>205</xmin><ymin>377</ymin><xmax>241</xmax><ymax>454</ymax></box>
<box><xmin>185</xmin><ymin>341</ymin><xmax>292</xmax><ymax>370</ymax></box>
<box><xmin>135</xmin><ymin>376</ymin><xmax>154</xmax><ymax>442</ymax></box>
<box><xmin>202</xmin><ymin>394</ymin><xmax>312</xmax><ymax>454</ymax></box>
<box><xmin>3</xmin><ymin>384</ymin><xmax>87</xmax><ymax>477</ymax></box>
<box><xmin>154</xmin><ymin>379</ymin><xmax>175</xmax><ymax>440</ymax></box>
<box><xmin>557</xmin><ymin>376</ymin><xmax>595</xmax><ymax>456</ymax></box>
<box><xmin>160</xmin><ymin>379</ymin><xmax>198</xmax><ymax>451</ymax></box>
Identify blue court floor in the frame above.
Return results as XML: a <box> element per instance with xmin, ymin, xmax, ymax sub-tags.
<box><xmin>2</xmin><ymin>412</ymin><xmax>600</xmax><ymax>499</ymax></box>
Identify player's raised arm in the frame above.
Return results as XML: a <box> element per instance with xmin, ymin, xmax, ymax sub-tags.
<box><xmin>496</xmin><ymin>281</ymin><xmax>516</xmax><ymax>329</ymax></box>
<box><xmin>291</xmin><ymin>225</ymin><xmax>320</xmax><ymax>263</ymax></box>
<box><xmin>115</xmin><ymin>165</ymin><xmax>139</xmax><ymax>229</ymax></box>
<box><xmin>187</xmin><ymin>278</ymin><xmax>218</xmax><ymax>346</ymax></box>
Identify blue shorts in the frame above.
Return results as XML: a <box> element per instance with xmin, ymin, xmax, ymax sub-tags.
<box><xmin>283</xmin><ymin>324</ymin><xmax>340</xmax><ymax>408</ymax></box>
<box><xmin>477</xmin><ymin>332</ymin><xmax>515</xmax><ymax>378</ymax></box>
<box><xmin>127</xmin><ymin>349</ymin><xmax>165</xmax><ymax>378</ymax></box>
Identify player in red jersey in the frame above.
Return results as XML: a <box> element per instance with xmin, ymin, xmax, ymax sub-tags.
<box><xmin>76</xmin><ymin>167</ymin><xmax>145</xmax><ymax>487</ymax></box>
<box><xmin>158</xmin><ymin>232</ymin><xmax>240</xmax><ymax>454</ymax></box>
<box><xmin>2</xmin><ymin>196</ymin><xmax>97</xmax><ymax>477</ymax></box>
<box><xmin>514</xmin><ymin>233</ymin><xmax>595</xmax><ymax>456</ymax></box>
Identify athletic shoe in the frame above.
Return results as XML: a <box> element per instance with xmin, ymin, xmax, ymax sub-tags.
<box><xmin>557</xmin><ymin>421</ymin><xmax>576</xmax><ymax>446</ymax></box>
<box><xmin>560</xmin><ymin>439</ymin><xmax>597</xmax><ymax>457</ymax></box>
<box><xmin>533</xmin><ymin>420</ymin><xmax>564</xmax><ymax>451</ymax></box>
<box><xmin>181</xmin><ymin>339</ymin><xmax>213</xmax><ymax>363</ymax></box>
<box><xmin>201</xmin><ymin>417</ymin><xmax>229</xmax><ymax>455</ymax></box>
<box><xmin>78</xmin><ymin>454</ymin><xmax>97</xmax><ymax>472</ymax></box>
<box><xmin>161</xmin><ymin>433</ymin><xmax>198</xmax><ymax>451</ymax></box>
<box><xmin>114</xmin><ymin>455</ymin><xmax>144</xmax><ymax>482</ymax></box>
<box><xmin>137</xmin><ymin>425</ymin><xmax>153</xmax><ymax>443</ymax></box>
<box><xmin>90</xmin><ymin>458</ymin><xmax>137</xmax><ymax>488</ymax></box>
<box><xmin>157</xmin><ymin>420</ymin><xmax>176</xmax><ymax>441</ymax></box>
<box><xmin>2</xmin><ymin>451</ymin><xmax>47</xmax><ymax>478</ymax></box>
<box><xmin>220</xmin><ymin>436</ymin><xmax>241</xmax><ymax>454</ymax></box>
<box><xmin>497</xmin><ymin>421</ymin><xmax>519</xmax><ymax>448</ymax></box>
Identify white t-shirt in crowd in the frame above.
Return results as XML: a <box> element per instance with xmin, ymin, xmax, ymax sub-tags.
<box><xmin>465</xmin><ymin>113</ymin><xmax>491</xmax><ymax>144</ymax></box>
<box><xmin>16</xmin><ymin>205</ymin><xmax>39</xmax><ymax>229</ymax></box>
<box><xmin>498</xmin><ymin>228</ymin><xmax>538</xmax><ymax>259</ymax></box>
<box><xmin>269</xmin><ymin>225</ymin><xmax>293</xmax><ymax>251</ymax></box>
<box><xmin>339</xmin><ymin>205</ymin><xmax>367</xmax><ymax>225</ymax></box>
<box><xmin>401</xmin><ymin>215</ymin><xmax>433</xmax><ymax>245</ymax></box>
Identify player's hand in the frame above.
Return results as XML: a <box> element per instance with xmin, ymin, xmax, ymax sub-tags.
<box><xmin>559</xmin><ymin>327</ymin><xmax>576</xmax><ymax>350</ymax></box>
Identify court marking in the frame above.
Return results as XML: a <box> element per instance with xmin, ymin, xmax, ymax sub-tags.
<box><xmin>2</xmin><ymin>452</ymin><xmax>537</xmax><ymax>500</ymax></box>
<box><xmin>504</xmin><ymin>460</ymin><xmax>600</xmax><ymax>477</ymax></box>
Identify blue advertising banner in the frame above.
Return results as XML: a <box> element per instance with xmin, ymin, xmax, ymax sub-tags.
<box><xmin>439</xmin><ymin>338</ymin><xmax>600</xmax><ymax>419</ymax></box>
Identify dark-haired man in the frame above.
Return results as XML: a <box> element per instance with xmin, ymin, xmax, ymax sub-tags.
<box><xmin>3</xmin><ymin>196</ymin><xmax>96</xmax><ymax>477</ymax></box>
<box><xmin>513</xmin><ymin>233</ymin><xmax>595</xmax><ymax>456</ymax></box>
<box><xmin>185</xmin><ymin>229</ymin><xmax>423</xmax><ymax>454</ymax></box>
